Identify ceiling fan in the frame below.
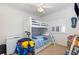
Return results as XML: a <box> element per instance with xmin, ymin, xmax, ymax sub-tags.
<box><xmin>32</xmin><ymin>4</ymin><xmax>52</xmax><ymax>13</ymax></box>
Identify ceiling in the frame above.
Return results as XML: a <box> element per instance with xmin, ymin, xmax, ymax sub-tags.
<box><xmin>4</xmin><ymin>3</ymin><xmax>73</xmax><ymax>17</ymax></box>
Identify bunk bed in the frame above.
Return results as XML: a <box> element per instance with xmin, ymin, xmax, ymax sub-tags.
<box><xmin>32</xmin><ymin>19</ymin><xmax>52</xmax><ymax>54</ymax></box>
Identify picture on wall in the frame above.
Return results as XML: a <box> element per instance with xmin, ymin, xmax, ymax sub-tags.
<box><xmin>52</xmin><ymin>27</ymin><xmax>55</xmax><ymax>31</ymax></box>
<box><xmin>52</xmin><ymin>26</ymin><xmax>65</xmax><ymax>33</ymax></box>
<box><xmin>56</xmin><ymin>26</ymin><xmax>60</xmax><ymax>32</ymax></box>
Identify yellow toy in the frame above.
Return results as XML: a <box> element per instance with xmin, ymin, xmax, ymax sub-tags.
<box><xmin>29</xmin><ymin>41</ymin><xmax>35</xmax><ymax>47</ymax></box>
<box><xmin>22</xmin><ymin>41</ymin><xmax>29</xmax><ymax>48</ymax></box>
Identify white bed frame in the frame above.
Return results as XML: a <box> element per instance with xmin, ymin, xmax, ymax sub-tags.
<box><xmin>30</xmin><ymin>17</ymin><xmax>52</xmax><ymax>54</ymax></box>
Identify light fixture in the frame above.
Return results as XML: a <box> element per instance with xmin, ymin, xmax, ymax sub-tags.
<box><xmin>37</xmin><ymin>7</ymin><xmax>44</xmax><ymax>12</ymax></box>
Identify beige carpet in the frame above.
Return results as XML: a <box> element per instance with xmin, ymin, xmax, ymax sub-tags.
<box><xmin>37</xmin><ymin>44</ymin><xmax>67</xmax><ymax>55</ymax></box>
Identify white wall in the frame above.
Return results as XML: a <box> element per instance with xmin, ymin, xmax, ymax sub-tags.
<box><xmin>41</xmin><ymin>4</ymin><xmax>79</xmax><ymax>46</ymax></box>
<box><xmin>0</xmin><ymin>4</ymin><xmax>39</xmax><ymax>45</ymax></box>
<box><xmin>0</xmin><ymin>10</ymin><xmax>6</xmax><ymax>44</ymax></box>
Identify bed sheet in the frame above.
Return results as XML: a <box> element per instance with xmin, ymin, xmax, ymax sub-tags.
<box><xmin>32</xmin><ymin>35</ymin><xmax>49</xmax><ymax>49</ymax></box>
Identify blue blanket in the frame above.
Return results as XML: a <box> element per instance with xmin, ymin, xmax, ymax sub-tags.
<box><xmin>32</xmin><ymin>35</ymin><xmax>48</xmax><ymax>49</ymax></box>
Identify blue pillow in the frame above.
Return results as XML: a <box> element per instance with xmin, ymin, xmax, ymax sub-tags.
<box><xmin>32</xmin><ymin>36</ymin><xmax>37</xmax><ymax>39</ymax></box>
<box><xmin>43</xmin><ymin>37</ymin><xmax>48</xmax><ymax>40</ymax></box>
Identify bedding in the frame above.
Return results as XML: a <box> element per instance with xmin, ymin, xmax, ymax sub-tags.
<box><xmin>32</xmin><ymin>35</ymin><xmax>49</xmax><ymax>49</ymax></box>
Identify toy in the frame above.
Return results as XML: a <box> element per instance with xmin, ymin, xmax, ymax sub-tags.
<box><xmin>15</xmin><ymin>31</ymin><xmax>35</xmax><ymax>55</ymax></box>
<box><xmin>16</xmin><ymin>43</ymin><xmax>23</xmax><ymax>55</ymax></box>
<box><xmin>29</xmin><ymin>41</ymin><xmax>35</xmax><ymax>47</ymax></box>
<box><xmin>23</xmin><ymin>48</ymin><xmax>28</xmax><ymax>55</ymax></box>
<box><xmin>22</xmin><ymin>41</ymin><xmax>29</xmax><ymax>48</ymax></box>
<box><xmin>29</xmin><ymin>47</ymin><xmax>33</xmax><ymax>52</ymax></box>
<box><xmin>15</xmin><ymin>38</ymin><xmax>35</xmax><ymax>55</ymax></box>
<box><xmin>24</xmin><ymin>31</ymin><xmax>30</xmax><ymax>38</ymax></box>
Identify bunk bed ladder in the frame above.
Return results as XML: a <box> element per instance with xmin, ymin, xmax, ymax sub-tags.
<box><xmin>49</xmin><ymin>32</ymin><xmax>55</xmax><ymax>46</ymax></box>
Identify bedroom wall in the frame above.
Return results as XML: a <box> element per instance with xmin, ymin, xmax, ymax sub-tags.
<box><xmin>40</xmin><ymin>4</ymin><xmax>79</xmax><ymax>46</ymax></box>
<box><xmin>0</xmin><ymin>4</ymin><xmax>39</xmax><ymax>45</ymax></box>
